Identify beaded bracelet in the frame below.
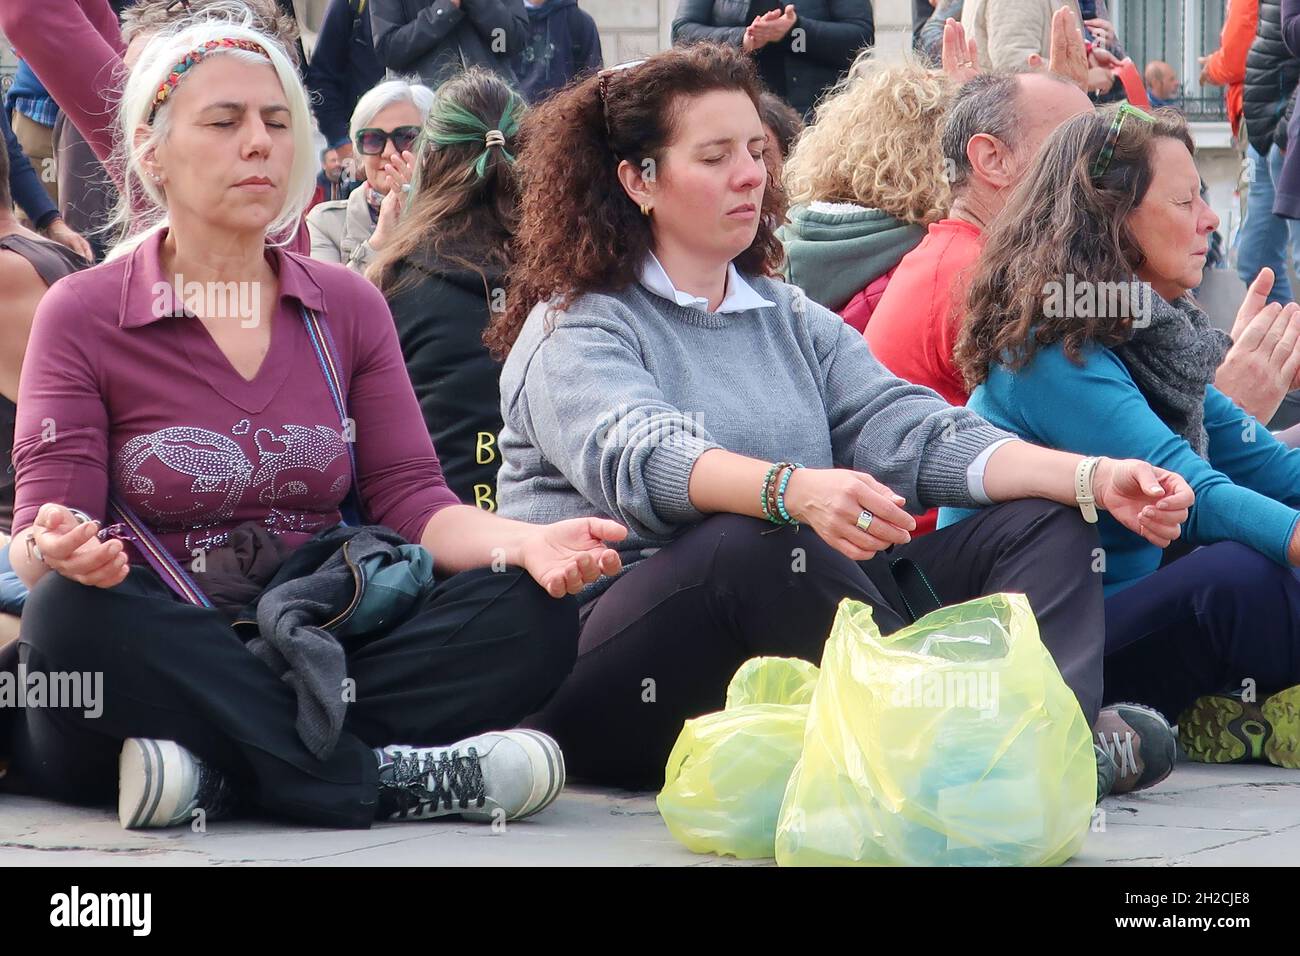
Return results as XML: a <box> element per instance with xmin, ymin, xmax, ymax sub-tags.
<box><xmin>775</xmin><ymin>462</ymin><xmax>804</xmax><ymax>525</ymax></box>
<box><xmin>762</xmin><ymin>461</ymin><xmax>792</xmax><ymax>524</ymax></box>
<box><xmin>765</xmin><ymin>465</ymin><xmax>787</xmax><ymax>522</ymax></box>
<box><xmin>760</xmin><ymin>462</ymin><xmax>782</xmax><ymax>522</ymax></box>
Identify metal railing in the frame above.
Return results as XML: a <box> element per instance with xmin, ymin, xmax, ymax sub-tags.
<box><xmin>1114</xmin><ymin>0</ymin><xmax>1230</xmax><ymax>122</ymax></box>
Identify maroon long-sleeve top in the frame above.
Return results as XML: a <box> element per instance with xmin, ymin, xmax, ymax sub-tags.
<box><xmin>13</xmin><ymin>230</ymin><xmax>460</xmax><ymax>563</ymax></box>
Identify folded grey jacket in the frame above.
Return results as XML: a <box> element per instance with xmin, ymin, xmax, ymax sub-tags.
<box><xmin>243</xmin><ymin>526</ymin><xmax>435</xmax><ymax>760</ymax></box>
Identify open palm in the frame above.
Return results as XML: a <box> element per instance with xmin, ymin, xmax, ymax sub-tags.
<box><xmin>521</xmin><ymin>517</ymin><xmax>627</xmax><ymax>597</ymax></box>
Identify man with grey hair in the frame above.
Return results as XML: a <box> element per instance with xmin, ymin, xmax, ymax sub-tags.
<box><xmin>866</xmin><ymin>69</ymin><xmax>1092</xmax><ymax>408</ymax></box>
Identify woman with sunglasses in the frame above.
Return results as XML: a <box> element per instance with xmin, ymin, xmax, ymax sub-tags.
<box><xmin>489</xmin><ymin>44</ymin><xmax>1197</xmax><ymax>795</ymax></box>
<box><xmin>950</xmin><ymin>104</ymin><xmax>1300</xmax><ymax>771</ymax></box>
<box><xmin>7</xmin><ymin>13</ymin><xmax>627</xmax><ymax>831</ymax></box>
<box><xmin>306</xmin><ymin>78</ymin><xmax>432</xmax><ymax>272</ymax></box>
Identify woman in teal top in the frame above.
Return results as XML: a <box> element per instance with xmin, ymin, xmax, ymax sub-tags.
<box><xmin>945</xmin><ymin>104</ymin><xmax>1300</xmax><ymax>770</ymax></box>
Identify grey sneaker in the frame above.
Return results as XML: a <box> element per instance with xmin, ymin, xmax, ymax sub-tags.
<box><xmin>1094</xmin><ymin>702</ymin><xmax>1177</xmax><ymax>795</ymax></box>
<box><xmin>118</xmin><ymin>738</ymin><xmax>236</xmax><ymax>829</ymax></box>
<box><xmin>376</xmin><ymin>730</ymin><xmax>565</xmax><ymax>823</ymax></box>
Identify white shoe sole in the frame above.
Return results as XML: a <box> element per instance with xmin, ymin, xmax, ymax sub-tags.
<box><xmin>510</xmin><ymin>729</ymin><xmax>566</xmax><ymax>819</ymax></box>
<box><xmin>118</xmin><ymin>738</ymin><xmax>198</xmax><ymax>830</ymax></box>
<box><xmin>455</xmin><ymin>730</ymin><xmax>566</xmax><ymax>823</ymax></box>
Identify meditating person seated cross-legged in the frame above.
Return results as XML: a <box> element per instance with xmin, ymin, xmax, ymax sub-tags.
<box><xmin>6</xmin><ymin>12</ymin><xmax>626</xmax><ymax>832</ymax></box>
<box><xmin>946</xmin><ymin>104</ymin><xmax>1300</xmax><ymax>770</ymax></box>
<box><xmin>489</xmin><ymin>42</ymin><xmax>1196</xmax><ymax>799</ymax></box>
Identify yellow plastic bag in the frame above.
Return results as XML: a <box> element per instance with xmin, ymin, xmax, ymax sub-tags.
<box><xmin>657</xmin><ymin>657</ymin><xmax>818</xmax><ymax>859</ymax></box>
<box><xmin>775</xmin><ymin>594</ymin><xmax>1094</xmax><ymax>867</ymax></box>
<box><xmin>724</xmin><ymin>655</ymin><xmax>821</xmax><ymax>709</ymax></box>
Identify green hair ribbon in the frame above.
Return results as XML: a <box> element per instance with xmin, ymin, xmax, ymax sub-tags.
<box><xmin>426</xmin><ymin>94</ymin><xmax>524</xmax><ymax>179</ymax></box>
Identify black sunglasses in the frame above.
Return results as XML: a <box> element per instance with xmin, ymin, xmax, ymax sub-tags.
<box><xmin>355</xmin><ymin>125</ymin><xmax>422</xmax><ymax>156</ymax></box>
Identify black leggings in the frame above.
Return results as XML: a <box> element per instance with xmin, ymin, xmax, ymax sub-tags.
<box><xmin>525</xmin><ymin>500</ymin><xmax>1107</xmax><ymax>788</ymax></box>
<box><xmin>9</xmin><ymin>564</ymin><xmax>577</xmax><ymax>828</ymax></box>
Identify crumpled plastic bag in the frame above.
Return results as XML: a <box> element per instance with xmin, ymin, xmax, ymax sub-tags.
<box><xmin>657</xmin><ymin>657</ymin><xmax>819</xmax><ymax>859</ymax></box>
<box><xmin>775</xmin><ymin>594</ymin><xmax>1094</xmax><ymax>867</ymax></box>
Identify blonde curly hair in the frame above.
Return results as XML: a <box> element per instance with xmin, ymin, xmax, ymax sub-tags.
<box><xmin>783</xmin><ymin>52</ymin><xmax>954</xmax><ymax>225</ymax></box>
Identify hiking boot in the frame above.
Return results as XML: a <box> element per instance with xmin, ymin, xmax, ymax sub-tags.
<box><xmin>1178</xmin><ymin>685</ymin><xmax>1300</xmax><ymax>768</ymax></box>
<box><xmin>118</xmin><ymin>738</ymin><xmax>237</xmax><ymax>829</ymax></box>
<box><xmin>376</xmin><ymin>730</ymin><xmax>565</xmax><ymax>823</ymax></box>
<box><xmin>1093</xmin><ymin>702</ymin><xmax>1177</xmax><ymax>794</ymax></box>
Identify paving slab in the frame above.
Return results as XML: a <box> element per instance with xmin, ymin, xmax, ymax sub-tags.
<box><xmin>2</xmin><ymin>761</ymin><xmax>1297</xmax><ymax>866</ymax></box>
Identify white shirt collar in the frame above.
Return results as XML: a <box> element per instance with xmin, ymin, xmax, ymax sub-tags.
<box><xmin>637</xmin><ymin>252</ymin><xmax>776</xmax><ymax>314</ymax></box>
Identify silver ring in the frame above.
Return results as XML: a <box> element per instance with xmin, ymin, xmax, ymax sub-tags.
<box><xmin>856</xmin><ymin>509</ymin><xmax>874</xmax><ymax>533</ymax></box>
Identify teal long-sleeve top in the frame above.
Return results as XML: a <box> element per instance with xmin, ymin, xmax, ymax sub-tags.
<box><xmin>938</xmin><ymin>340</ymin><xmax>1300</xmax><ymax>595</ymax></box>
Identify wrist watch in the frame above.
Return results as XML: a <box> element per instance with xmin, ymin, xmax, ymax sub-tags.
<box><xmin>1074</xmin><ymin>457</ymin><xmax>1102</xmax><ymax>524</ymax></box>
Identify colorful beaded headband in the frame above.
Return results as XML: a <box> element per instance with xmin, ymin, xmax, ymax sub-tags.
<box><xmin>147</xmin><ymin>38</ymin><xmax>272</xmax><ymax>124</ymax></box>
<box><xmin>1090</xmin><ymin>103</ymin><xmax>1156</xmax><ymax>180</ymax></box>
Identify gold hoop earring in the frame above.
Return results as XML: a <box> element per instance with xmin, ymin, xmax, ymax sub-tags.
<box><xmin>640</xmin><ymin>202</ymin><xmax>652</xmax><ymax>217</ymax></box>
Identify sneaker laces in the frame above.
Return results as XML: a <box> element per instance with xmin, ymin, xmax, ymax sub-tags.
<box><xmin>1098</xmin><ymin>730</ymin><xmax>1137</xmax><ymax>779</ymax></box>
<box><xmin>194</xmin><ymin>763</ymin><xmax>237</xmax><ymax>819</ymax></box>
<box><xmin>387</xmin><ymin>747</ymin><xmax>487</xmax><ymax>814</ymax></box>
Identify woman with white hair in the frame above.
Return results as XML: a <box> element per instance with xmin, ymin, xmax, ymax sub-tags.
<box><xmin>6</xmin><ymin>13</ymin><xmax>626</xmax><ymax>831</ymax></box>
<box><xmin>306</xmin><ymin>79</ymin><xmax>434</xmax><ymax>271</ymax></box>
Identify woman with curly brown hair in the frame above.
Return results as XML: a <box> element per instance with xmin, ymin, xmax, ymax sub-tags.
<box><xmin>946</xmin><ymin>104</ymin><xmax>1300</xmax><ymax>770</ymax></box>
<box><xmin>779</xmin><ymin>52</ymin><xmax>953</xmax><ymax>333</ymax></box>
<box><xmin>489</xmin><ymin>42</ymin><xmax>1197</xmax><ymax>794</ymax></box>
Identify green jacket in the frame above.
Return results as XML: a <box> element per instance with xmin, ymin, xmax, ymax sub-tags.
<box><xmin>779</xmin><ymin>203</ymin><xmax>925</xmax><ymax>312</ymax></box>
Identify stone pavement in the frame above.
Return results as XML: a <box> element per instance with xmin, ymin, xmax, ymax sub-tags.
<box><xmin>1</xmin><ymin>759</ymin><xmax>1297</xmax><ymax>866</ymax></box>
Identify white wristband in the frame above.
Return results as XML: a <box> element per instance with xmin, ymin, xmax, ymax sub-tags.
<box><xmin>1075</xmin><ymin>456</ymin><xmax>1101</xmax><ymax>524</ymax></box>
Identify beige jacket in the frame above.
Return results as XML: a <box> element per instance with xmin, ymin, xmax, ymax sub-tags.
<box><xmin>305</xmin><ymin>185</ymin><xmax>378</xmax><ymax>273</ymax></box>
<box><xmin>962</xmin><ymin>0</ymin><xmax>1085</xmax><ymax>71</ymax></box>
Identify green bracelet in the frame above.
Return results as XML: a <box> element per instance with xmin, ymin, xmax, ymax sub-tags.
<box><xmin>776</xmin><ymin>463</ymin><xmax>804</xmax><ymax>525</ymax></box>
<box><xmin>760</xmin><ymin>462</ymin><xmax>781</xmax><ymax>522</ymax></box>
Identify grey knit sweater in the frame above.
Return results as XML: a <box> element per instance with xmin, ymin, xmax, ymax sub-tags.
<box><xmin>496</xmin><ymin>274</ymin><xmax>1013</xmax><ymax>599</ymax></box>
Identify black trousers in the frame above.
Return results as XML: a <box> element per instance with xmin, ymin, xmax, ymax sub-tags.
<box><xmin>9</xmin><ymin>564</ymin><xmax>577</xmax><ymax>828</ymax></box>
<box><xmin>525</xmin><ymin>500</ymin><xmax>1106</xmax><ymax>788</ymax></box>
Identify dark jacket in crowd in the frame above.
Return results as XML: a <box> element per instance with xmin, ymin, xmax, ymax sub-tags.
<box><xmin>53</xmin><ymin>113</ymin><xmax>116</xmax><ymax>262</ymax></box>
<box><xmin>1244</xmin><ymin>0</ymin><xmax>1300</xmax><ymax>156</ymax></box>
<box><xmin>1272</xmin><ymin>0</ymin><xmax>1300</xmax><ymax>217</ymax></box>
<box><xmin>310</xmin><ymin>169</ymin><xmax>360</xmax><ymax>209</ymax></box>
<box><xmin>385</xmin><ymin>250</ymin><xmax>506</xmax><ymax>511</ymax></box>
<box><xmin>672</xmin><ymin>0</ymin><xmax>875</xmax><ymax>118</ymax></box>
<box><xmin>513</xmin><ymin>0</ymin><xmax>604</xmax><ymax>102</ymax></box>
<box><xmin>918</xmin><ymin>0</ymin><xmax>961</xmax><ymax>65</ymax></box>
<box><xmin>370</xmin><ymin>0</ymin><xmax>529</xmax><ymax>88</ymax></box>
<box><xmin>306</xmin><ymin>0</ymin><xmax>385</xmax><ymax>149</ymax></box>
<box><xmin>912</xmin><ymin>0</ymin><xmax>934</xmax><ymax>48</ymax></box>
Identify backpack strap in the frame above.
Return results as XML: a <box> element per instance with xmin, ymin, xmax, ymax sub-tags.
<box><xmin>108</xmin><ymin>492</ymin><xmax>213</xmax><ymax>607</ymax></box>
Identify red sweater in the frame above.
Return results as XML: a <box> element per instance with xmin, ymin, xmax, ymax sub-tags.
<box><xmin>865</xmin><ymin>218</ymin><xmax>983</xmax><ymax>533</ymax></box>
<box><xmin>839</xmin><ymin>268</ymin><xmax>898</xmax><ymax>334</ymax></box>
